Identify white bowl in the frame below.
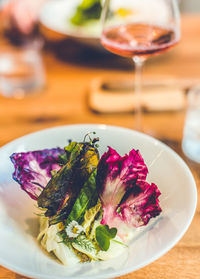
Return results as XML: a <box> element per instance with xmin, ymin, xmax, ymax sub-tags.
<box><xmin>0</xmin><ymin>124</ymin><xmax>197</xmax><ymax>279</ymax></box>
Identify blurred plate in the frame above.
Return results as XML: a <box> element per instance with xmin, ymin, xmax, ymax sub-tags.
<box><xmin>0</xmin><ymin>124</ymin><xmax>197</xmax><ymax>279</ymax></box>
<box><xmin>39</xmin><ymin>0</ymin><xmax>102</xmax><ymax>49</ymax></box>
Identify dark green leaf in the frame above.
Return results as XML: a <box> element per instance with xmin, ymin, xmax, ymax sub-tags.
<box><xmin>65</xmin><ymin>169</ymin><xmax>98</xmax><ymax>226</ymax></box>
<box><xmin>37</xmin><ymin>141</ymin><xmax>99</xmax><ymax>224</ymax></box>
<box><xmin>95</xmin><ymin>225</ymin><xmax>117</xmax><ymax>251</ymax></box>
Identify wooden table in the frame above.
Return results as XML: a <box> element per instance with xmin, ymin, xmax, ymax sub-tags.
<box><xmin>0</xmin><ymin>14</ymin><xmax>200</xmax><ymax>279</ymax></box>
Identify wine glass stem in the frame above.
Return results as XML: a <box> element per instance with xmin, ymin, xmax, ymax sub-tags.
<box><xmin>133</xmin><ymin>56</ymin><xmax>145</xmax><ymax>131</ymax></box>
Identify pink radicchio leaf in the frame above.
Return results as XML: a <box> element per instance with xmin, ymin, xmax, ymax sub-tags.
<box><xmin>120</xmin><ymin>182</ymin><xmax>162</xmax><ymax>228</ymax></box>
<box><xmin>10</xmin><ymin>148</ymin><xmax>64</xmax><ymax>200</ymax></box>
<box><xmin>96</xmin><ymin>147</ymin><xmax>148</xmax><ymax>226</ymax></box>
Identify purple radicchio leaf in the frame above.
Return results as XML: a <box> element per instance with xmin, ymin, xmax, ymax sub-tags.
<box><xmin>10</xmin><ymin>148</ymin><xmax>64</xmax><ymax>200</ymax></box>
<box><xmin>120</xmin><ymin>182</ymin><xmax>162</xmax><ymax>228</ymax></box>
<box><xmin>96</xmin><ymin>147</ymin><xmax>148</xmax><ymax>225</ymax></box>
<box><xmin>96</xmin><ymin>147</ymin><xmax>162</xmax><ymax>233</ymax></box>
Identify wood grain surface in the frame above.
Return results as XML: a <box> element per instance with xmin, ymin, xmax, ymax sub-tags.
<box><xmin>0</xmin><ymin>14</ymin><xmax>200</xmax><ymax>279</ymax></box>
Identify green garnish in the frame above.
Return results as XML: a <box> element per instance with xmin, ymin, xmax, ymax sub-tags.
<box><xmin>95</xmin><ymin>225</ymin><xmax>117</xmax><ymax>251</ymax></box>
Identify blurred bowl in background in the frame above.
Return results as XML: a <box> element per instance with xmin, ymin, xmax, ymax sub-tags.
<box><xmin>39</xmin><ymin>0</ymin><xmax>171</xmax><ymax>51</ymax></box>
<box><xmin>39</xmin><ymin>0</ymin><xmax>102</xmax><ymax>50</ymax></box>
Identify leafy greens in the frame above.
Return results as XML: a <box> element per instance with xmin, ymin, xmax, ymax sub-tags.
<box><xmin>10</xmin><ymin>134</ymin><xmax>162</xmax><ymax>264</ymax></box>
<box><xmin>96</xmin><ymin>147</ymin><xmax>161</xmax><ymax>234</ymax></box>
<box><xmin>64</xmin><ymin>169</ymin><xmax>98</xmax><ymax>226</ymax></box>
<box><xmin>37</xmin><ymin>140</ymin><xmax>99</xmax><ymax>224</ymax></box>
<box><xmin>10</xmin><ymin>148</ymin><xmax>64</xmax><ymax>200</ymax></box>
<box><xmin>95</xmin><ymin>225</ymin><xmax>117</xmax><ymax>251</ymax></box>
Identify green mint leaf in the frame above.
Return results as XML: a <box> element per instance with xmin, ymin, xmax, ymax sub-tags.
<box><xmin>95</xmin><ymin>225</ymin><xmax>117</xmax><ymax>251</ymax></box>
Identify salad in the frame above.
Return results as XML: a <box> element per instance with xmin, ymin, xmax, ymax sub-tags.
<box><xmin>10</xmin><ymin>133</ymin><xmax>162</xmax><ymax>265</ymax></box>
<box><xmin>70</xmin><ymin>0</ymin><xmax>134</xmax><ymax>27</ymax></box>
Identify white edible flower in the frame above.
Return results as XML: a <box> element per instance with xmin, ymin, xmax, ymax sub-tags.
<box><xmin>65</xmin><ymin>220</ymin><xmax>85</xmax><ymax>238</ymax></box>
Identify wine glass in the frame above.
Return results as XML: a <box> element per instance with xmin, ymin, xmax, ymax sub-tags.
<box><xmin>100</xmin><ymin>0</ymin><xmax>180</xmax><ymax>130</ymax></box>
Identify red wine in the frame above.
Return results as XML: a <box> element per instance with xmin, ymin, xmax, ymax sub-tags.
<box><xmin>101</xmin><ymin>23</ymin><xmax>179</xmax><ymax>58</ymax></box>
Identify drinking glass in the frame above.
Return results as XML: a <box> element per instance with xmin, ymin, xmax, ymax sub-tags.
<box><xmin>0</xmin><ymin>0</ymin><xmax>46</xmax><ymax>98</ymax></box>
<box><xmin>0</xmin><ymin>43</ymin><xmax>45</xmax><ymax>98</ymax></box>
<box><xmin>182</xmin><ymin>85</ymin><xmax>200</xmax><ymax>163</ymax></box>
<box><xmin>100</xmin><ymin>0</ymin><xmax>180</xmax><ymax>130</ymax></box>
